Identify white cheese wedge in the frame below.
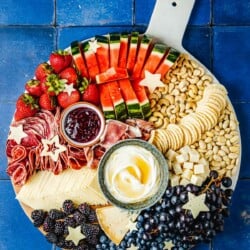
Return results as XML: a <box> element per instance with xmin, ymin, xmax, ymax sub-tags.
<box><xmin>173</xmin><ymin>162</ymin><xmax>183</xmax><ymax>175</ymax></box>
<box><xmin>170</xmin><ymin>175</ymin><xmax>180</xmax><ymax>186</ymax></box>
<box><xmin>182</xmin><ymin>169</ymin><xmax>193</xmax><ymax>181</ymax></box>
<box><xmin>16</xmin><ymin>168</ymin><xmax>108</xmax><ymax>210</ymax></box>
<box><xmin>189</xmin><ymin>149</ymin><xmax>200</xmax><ymax>163</ymax></box>
<box><xmin>96</xmin><ymin>206</ymin><xmax>139</xmax><ymax>245</ymax></box>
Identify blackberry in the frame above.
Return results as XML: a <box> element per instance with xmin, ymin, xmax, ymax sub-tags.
<box><xmin>73</xmin><ymin>211</ymin><xmax>86</xmax><ymax>224</ymax></box>
<box><xmin>31</xmin><ymin>209</ymin><xmax>47</xmax><ymax>227</ymax></box>
<box><xmin>43</xmin><ymin>216</ymin><xmax>55</xmax><ymax>232</ymax></box>
<box><xmin>64</xmin><ymin>216</ymin><xmax>76</xmax><ymax>228</ymax></box>
<box><xmin>63</xmin><ymin>199</ymin><xmax>75</xmax><ymax>215</ymax></box>
<box><xmin>48</xmin><ymin>209</ymin><xmax>65</xmax><ymax>220</ymax></box>
<box><xmin>45</xmin><ymin>232</ymin><xmax>58</xmax><ymax>244</ymax></box>
<box><xmin>87</xmin><ymin>210</ymin><xmax>97</xmax><ymax>223</ymax></box>
<box><xmin>78</xmin><ymin>203</ymin><xmax>91</xmax><ymax>216</ymax></box>
<box><xmin>64</xmin><ymin>240</ymin><xmax>75</xmax><ymax>249</ymax></box>
<box><xmin>73</xmin><ymin>240</ymin><xmax>89</xmax><ymax>250</ymax></box>
<box><xmin>81</xmin><ymin>223</ymin><xmax>100</xmax><ymax>238</ymax></box>
<box><xmin>54</xmin><ymin>221</ymin><xmax>65</xmax><ymax>236</ymax></box>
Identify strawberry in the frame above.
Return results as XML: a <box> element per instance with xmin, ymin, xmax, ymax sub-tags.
<box><xmin>39</xmin><ymin>93</ymin><xmax>56</xmax><ymax>111</ymax></box>
<box><xmin>81</xmin><ymin>83</ymin><xmax>100</xmax><ymax>106</ymax></box>
<box><xmin>25</xmin><ymin>79</ymin><xmax>43</xmax><ymax>97</ymax></box>
<box><xmin>43</xmin><ymin>74</ymin><xmax>67</xmax><ymax>96</ymax></box>
<box><xmin>49</xmin><ymin>50</ymin><xmax>72</xmax><ymax>73</ymax></box>
<box><xmin>59</xmin><ymin>67</ymin><xmax>78</xmax><ymax>86</ymax></box>
<box><xmin>35</xmin><ymin>62</ymin><xmax>53</xmax><ymax>81</ymax></box>
<box><xmin>57</xmin><ymin>89</ymin><xmax>80</xmax><ymax>109</ymax></box>
<box><xmin>14</xmin><ymin>93</ymin><xmax>39</xmax><ymax>121</ymax></box>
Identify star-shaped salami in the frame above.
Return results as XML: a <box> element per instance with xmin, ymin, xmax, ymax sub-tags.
<box><xmin>66</xmin><ymin>225</ymin><xmax>86</xmax><ymax>246</ymax></box>
<box><xmin>139</xmin><ymin>70</ymin><xmax>165</xmax><ymax>93</ymax></box>
<box><xmin>41</xmin><ymin>135</ymin><xmax>67</xmax><ymax>162</ymax></box>
<box><xmin>164</xmin><ymin>240</ymin><xmax>174</xmax><ymax>250</ymax></box>
<box><xmin>182</xmin><ymin>192</ymin><xmax>209</xmax><ymax>219</ymax></box>
<box><xmin>88</xmin><ymin>39</ymin><xmax>101</xmax><ymax>53</ymax></box>
<box><xmin>8</xmin><ymin>124</ymin><xmax>28</xmax><ymax>144</ymax></box>
<box><xmin>64</xmin><ymin>83</ymin><xmax>75</xmax><ymax>95</ymax></box>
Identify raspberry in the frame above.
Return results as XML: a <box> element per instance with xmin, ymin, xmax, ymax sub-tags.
<box><xmin>43</xmin><ymin>217</ymin><xmax>55</xmax><ymax>232</ymax></box>
<box><xmin>63</xmin><ymin>200</ymin><xmax>75</xmax><ymax>215</ymax></box>
<box><xmin>45</xmin><ymin>232</ymin><xmax>58</xmax><ymax>244</ymax></box>
<box><xmin>31</xmin><ymin>209</ymin><xmax>47</xmax><ymax>227</ymax></box>
<box><xmin>48</xmin><ymin>209</ymin><xmax>65</xmax><ymax>220</ymax></box>
<box><xmin>54</xmin><ymin>221</ymin><xmax>65</xmax><ymax>236</ymax></box>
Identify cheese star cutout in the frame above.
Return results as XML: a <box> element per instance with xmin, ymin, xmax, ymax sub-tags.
<box><xmin>41</xmin><ymin>135</ymin><xmax>67</xmax><ymax>162</ymax></box>
<box><xmin>88</xmin><ymin>39</ymin><xmax>101</xmax><ymax>53</ymax></box>
<box><xmin>66</xmin><ymin>225</ymin><xmax>86</xmax><ymax>246</ymax></box>
<box><xmin>126</xmin><ymin>219</ymin><xmax>137</xmax><ymax>232</ymax></box>
<box><xmin>164</xmin><ymin>240</ymin><xmax>174</xmax><ymax>250</ymax></box>
<box><xmin>8</xmin><ymin>124</ymin><xmax>28</xmax><ymax>144</ymax></box>
<box><xmin>64</xmin><ymin>83</ymin><xmax>75</xmax><ymax>95</ymax></box>
<box><xmin>127</xmin><ymin>244</ymin><xmax>138</xmax><ymax>250</ymax></box>
<box><xmin>182</xmin><ymin>192</ymin><xmax>209</xmax><ymax>219</ymax></box>
<box><xmin>139</xmin><ymin>70</ymin><xmax>165</xmax><ymax>93</ymax></box>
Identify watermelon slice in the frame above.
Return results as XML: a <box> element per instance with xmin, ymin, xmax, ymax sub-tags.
<box><xmin>95</xmin><ymin>35</ymin><xmax>110</xmax><ymax>73</ymax></box>
<box><xmin>132</xmin><ymin>35</ymin><xmax>154</xmax><ymax>79</ymax></box>
<box><xmin>119</xmin><ymin>79</ymin><xmax>143</xmax><ymax>118</ymax></box>
<box><xmin>109</xmin><ymin>33</ymin><xmax>121</xmax><ymax>68</ymax></box>
<box><xmin>118</xmin><ymin>32</ymin><xmax>129</xmax><ymax>68</ymax></box>
<box><xmin>81</xmin><ymin>41</ymin><xmax>100</xmax><ymax>82</ymax></box>
<box><xmin>96</xmin><ymin>67</ymin><xmax>129</xmax><ymax>84</ymax></box>
<box><xmin>141</xmin><ymin>43</ymin><xmax>168</xmax><ymax>78</ymax></box>
<box><xmin>70</xmin><ymin>41</ymin><xmax>89</xmax><ymax>78</ymax></box>
<box><xmin>155</xmin><ymin>47</ymin><xmax>180</xmax><ymax>78</ymax></box>
<box><xmin>132</xmin><ymin>79</ymin><xmax>151</xmax><ymax>119</ymax></box>
<box><xmin>126</xmin><ymin>32</ymin><xmax>140</xmax><ymax>74</ymax></box>
<box><xmin>107</xmin><ymin>81</ymin><xmax>127</xmax><ymax>120</ymax></box>
<box><xmin>99</xmin><ymin>83</ymin><xmax>116</xmax><ymax>120</ymax></box>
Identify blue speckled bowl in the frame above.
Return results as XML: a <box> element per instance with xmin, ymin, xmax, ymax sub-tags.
<box><xmin>98</xmin><ymin>139</ymin><xmax>169</xmax><ymax>211</ymax></box>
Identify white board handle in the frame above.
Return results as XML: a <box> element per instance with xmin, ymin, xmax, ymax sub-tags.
<box><xmin>146</xmin><ymin>0</ymin><xmax>195</xmax><ymax>51</ymax></box>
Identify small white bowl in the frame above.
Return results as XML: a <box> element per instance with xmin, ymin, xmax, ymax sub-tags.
<box><xmin>60</xmin><ymin>102</ymin><xmax>105</xmax><ymax>148</ymax></box>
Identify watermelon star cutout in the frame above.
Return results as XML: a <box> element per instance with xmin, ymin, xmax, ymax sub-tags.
<box><xmin>66</xmin><ymin>225</ymin><xmax>86</xmax><ymax>246</ymax></box>
<box><xmin>88</xmin><ymin>39</ymin><xmax>101</xmax><ymax>53</ymax></box>
<box><xmin>139</xmin><ymin>70</ymin><xmax>165</xmax><ymax>93</ymax></box>
<box><xmin>182</xmin><ymin>192</ymin><xmax>209</xmax><ymax>219</ymax></box>
<box><xmin>8</xmin><ymin>124</ymin><xmax>28</xmax><ymax>144</ymax></box>
<box><xmin>163</xmin><ymin>240</ymin><xmax>174</xmax><ymax>250</ymax></box>
<box><xmin>64</xmin><ymin>83</ymin><xmax>75</xmax><ymax>95</ymax></box>
<box><xmin>41</xmin><ymin>135</ymin><xmax>67</xmax><ymax>162</ymax></box>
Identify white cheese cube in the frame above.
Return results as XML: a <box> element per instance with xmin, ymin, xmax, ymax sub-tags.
<box><xmin>189</xmin><ymin>149</ymin><xmax>200</xmax><ymax>162</ymax></box>
<box><xmin>173</xmin><ymin>162</ymin><xmax>183</xmax><ymax>175</ymax></box>
<box><xmin>182</xmin><ymin>169</ymin><xmax>193</xmax><ymax>180</ymax></box>
<box><xmin>170</xmin><ymin>175</ymin><xmax>180</xmax><ymax>186</ymax></box>
<box><xmin>194</xmin><ymin>164</ymin><xmax>206</xmax><ymax>175</ymax></box>
<box><xmin>179</xmin><ymin>145</ymin><xmax>191</xmax><ymax>155</ymax></box>
<box><xmin>199</xmin><ymin>157</ymin><xmax>209</xmax><ymax>167</ymax></box>
<box><xmin>176</xmin><ymin>153</ymin><xmax>189</xmax><ymax>164</ymax></box>
<box><xmin>190</xmin><ymin>175</ymin><xmax>203</xmax><ymax>186</ymax></box>
<box><xmin>183</xmin><ymin>162</ymin><xmax>194</xmax><ymax>170</ymax></box>
<box><xmin>180</xmin><ymin>178</ymin><xmax>190</xmax><ymax>186</ymax></box>
<box><xmin>166</xmin><ymin>149</ymin><xmax>178</xmax><ymax>161</ymax></box>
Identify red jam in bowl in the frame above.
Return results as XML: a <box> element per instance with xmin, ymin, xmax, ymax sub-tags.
<box><xmin>60</xmin><ymin>102</ymin><xmax>105</xmax><ymax>147</ymax></box>
<box><xmin>64</xmin><ymin>107</ymin><xmax>101</xmax><ymax>143</ymax></box>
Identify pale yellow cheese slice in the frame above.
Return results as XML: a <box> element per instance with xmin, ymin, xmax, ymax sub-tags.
<box><xmin>16</xmin><ymin>168</ymin><xmax>108</xmax><ymax>210</ymax></box>
<box><xmin>96</xmin><ymin>206</ymin><xmax>139</xmax><ymax>245</ymax></box>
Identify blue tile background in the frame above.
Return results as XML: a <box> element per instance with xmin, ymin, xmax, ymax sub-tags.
<box><xmin>0</xmin><ymin>0</ymin><xmax>250</xmax><ymax>249</ymax></box>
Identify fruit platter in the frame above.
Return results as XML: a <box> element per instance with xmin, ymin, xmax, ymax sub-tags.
<box><xmin>5</xmin><ymin>0</ymin><xmax>241</xmax><ymax>250</ymax></box>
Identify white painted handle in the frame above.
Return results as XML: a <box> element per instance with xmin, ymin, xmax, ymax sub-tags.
<box><xmin>146</xmin><ymin>0</ymin><xmax>195</xmax><ymax>52</ymax></box>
